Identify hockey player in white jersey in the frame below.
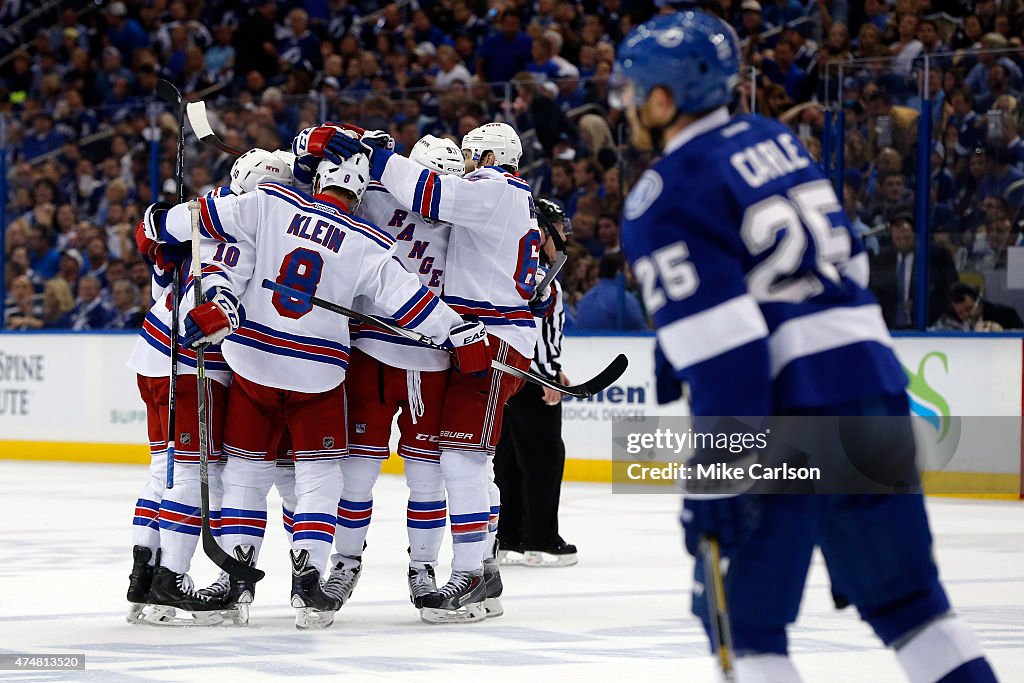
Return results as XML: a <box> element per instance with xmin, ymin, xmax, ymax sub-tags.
<box><xmin>326</xmin><ymin>134</ymin><xmax>466</xmax><ymax>614</ymax></box>
<box><xmin>126</xmin><ymin>148</ymin><xmax>296</xmax><ymax>626</ymax></box>
<box><xmin>144</xmin><ymin>146</ymin><xmax>491</xmax><ymax>629</ymax></box>
<box><xmin>295</xmin><ymin>121</ymin><xmax>541</xmax><ymax>623</ymax></box>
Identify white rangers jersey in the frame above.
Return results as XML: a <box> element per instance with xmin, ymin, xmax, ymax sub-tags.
<box><xmin>370</xmin><ymin>151</ymin><xmax>541</xmax><ymax>357</ymax></box>
<box><xmin>128</xmin><ymin>187</ymin><xmax>233</xmax><ymax>386</ymax></box>
<box><xmin>352</xmin><ymin>180</ymin><xmax>451</xmax><ymax>371</ymax></box>
<box><xmin>159</xmin><ymin>182</ymin><xmax>462</xmax><ymax>393</ymax></box>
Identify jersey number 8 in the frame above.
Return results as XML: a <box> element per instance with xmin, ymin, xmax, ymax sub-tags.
<box><xmin>272</xmin><ymin>247</ymin><xmax>325</xmax><ymax>319</ymax></box>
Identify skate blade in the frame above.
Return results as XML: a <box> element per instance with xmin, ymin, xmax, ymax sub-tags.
<box><xmin>523</xmin><ymin>551</ymin><xmax>578</xmax><ymax>567</ymax></box>
<box><xmin>142</xmin><ymin>606</ymin><xmax>224</xmax><ymax>627</ymax></box>
<box><xmin>224</xmin><ymin>604</ymin><xmax>250</xmax><ymax>626</ymax></box>
<box><xmin>126</xmin><ymin>603</ymin><xmax>152</xmax><ymax>624</ymax></box>
<box><xmin>420</xmin><ymin>602</ymin><xmax>487</xmax><ymax>624</ymax></box>
<box><xmin>293</xmin><ymin>607</ymin><xmax>336</xmax><ymax>630</ymax></box>
<box><xmin>497</xmin><ymin>551</ymin><xmax>527</xmax><ymax>566</ymax></box>
<box><xmin>482</xmin><ymin>597</ymin><xmax>504</xmax><ymax>618</ymax></box>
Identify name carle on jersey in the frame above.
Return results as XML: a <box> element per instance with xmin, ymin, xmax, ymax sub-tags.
<box><xmin>622</xmin><ymin>110</ymin><xmax>904</xmax><ymax>416</ymax></box>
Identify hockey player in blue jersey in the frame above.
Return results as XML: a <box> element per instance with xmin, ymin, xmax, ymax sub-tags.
<box><xmin>616</xmin><ymin>11</ymin><xmax>997</xmax><ymax>683</ymax></box>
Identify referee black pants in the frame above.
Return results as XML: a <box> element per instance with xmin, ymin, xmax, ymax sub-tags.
<box><xmin>494</xmin><ymin>382</ymin><xmax>566</xmax><ymax>550</ymax></box>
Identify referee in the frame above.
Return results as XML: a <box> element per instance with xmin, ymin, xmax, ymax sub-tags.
<box><xmin>494</xmin><ymin>198</ymin><xmax>578</xmax><ymax>567</ymax></box>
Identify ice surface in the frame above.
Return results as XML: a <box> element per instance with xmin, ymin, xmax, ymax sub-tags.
<box><xmin>0</xmin><ymin>461</ymin><xmax>1021</xmax><ymax>682</ymax></box>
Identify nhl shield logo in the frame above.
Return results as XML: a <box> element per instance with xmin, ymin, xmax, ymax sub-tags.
<box><xmin>179</xmin><ymin>432</ymin><xmax>192</xmax><ymax>445</ymax></box>
<box><xmin>355</xmin><ymin>424</ymin><xmax>366</xmax><ymax>434</ymax></box>
<box><xmin>324</xmin><ymin>436</ymin><xmax>335</xmax><ymax>449</ymax></box>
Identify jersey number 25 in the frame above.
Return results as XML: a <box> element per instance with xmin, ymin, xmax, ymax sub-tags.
<box><xmin>635</xmin><ymin>180</ymin><xmax>850</xmax><ymax>314</ymax></box>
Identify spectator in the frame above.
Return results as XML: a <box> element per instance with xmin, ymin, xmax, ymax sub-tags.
<box><xmin>864</xmin><ymin>173</ymin><xmax>913</xmax><ymax>227</ymax></box>
<box><xmin>434</xmin><ymin>45</ymin><xmax>472</xmax><ymax>91</ymax></box>
<box><xmin>550</xmin><ymin>160</ymin><xmax>577</xmax><ymax>208</ymax></box>
<box><xmin>596</xmin><ymin>213</ymin><xmax>622</xmax><ymax>256</ymax></box>
<box><xmin>3</xmin><ymin>275</ymin><xmax>45</xmax><ymax>330</ymax></box>
<box><xmin>233</xmin><ymin>0</ymin><xmax>279</xmax><ymax>78</ymax></box>
<box><xmin>736</xmin><ymin>1</ymin><xmax>767</xmax><ymax>41</ymax></box>
<box><xmin>869</xmin><ymin>214</ymin><xmax>960</xmax><ymax>328</ymax></box>
<box><xmin>278</xmin><ymin>8</ymin><xmax>321</xmax><ymax>71</ymax></box>
<box><xmin>21</xmin><ymin>112</ymin><xmax>65</xmax><ymax>161</ymax></box>
<box><xmin>105</xmin><ymin>1</ymin><xmax>150</xmax><ymax>61</ymax></box>
<box><xmin>978</xmin><ymin>64</ymin><xmax>1021</xmax><ymax>113</ymax></box>
<box><xmin>843</xmin><ymin>182</ymin><xmax>879</xmax><ymax>256</ymax></box>
<box><xmin>969</xmin><ymin>203</ymin><xmax>1016</xmax><ymax>270</ymax></box>
<box><xmin>865</xmin><ymin>89</ymin><xmax>918</xmax><ymax>160</ymax></box>
<box><xmin>569</xmin><ymin>158</ymin><xmax>605</xmax><ymax>217</ymax></box>
<box><xmin>512</xmin><ymin>73</ymin><xmax>575</xmax><ymax>157</ymax></box>
<box><xmin>526</xmin><ymin>34</ymin><xmax>561</xmax><ymax>82</ymax></box>
<box><xmin>106</xmin><ymin>280</ymin><xmax>145</xmax><ymax>329</ymax></box>
<box><xmin>762</xmin><ymin>38</ymin><xmax>808</xmax><ymax>101</ymax></box>
<box><xmin>478</xmin><ymin>11</ymin><xmax>532</xmax><ymax>84</ymax></box>
<box><xmin>54</xmin><ymin>249</ymin><xmax>84</xmax><ymax>297</ymax></box>
<box><xmin>574</xmin><ymin>254</ymin><xmax>647</xmax><ymax>331</ymax></box>
<box><xmin>949</xmin><ymin>88</ymin><xmax>988</xmax><ymax>155</ymax></box>
<box><xmin>965</xmin><ymin>34</ymin><xmax>1024</xmax><ymax>100</ymax></box>
<box><xmin>933</xmin><ymin>283</ymin><xmax>1023</xmax><ymax>331</ymax></box>
<box><xmin>42</xmin><ymin>278</ymin><xmax>75</xmax><ymax>328</ymax></box>
<box><xmin>67</xmin><ymin>275</ymin><xmax>114</xmax><ymax>331</ymax></box>
<box><xmin>976</xmin><ymin>145</ymin><xmax>1024</xmax><ymax>207</ymax></box>
<box><xmin>27</xmin><ymin>227</ymin><xmax>61</xmax><ymax>280</ymax></box>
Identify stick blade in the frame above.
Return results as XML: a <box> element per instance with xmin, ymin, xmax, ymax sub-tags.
<box><xmin>262</xmin><ymin>278</ymin><xmax>310</xmax><ymax>303</ymax></box>
<box><xmin>202</xmin><ymin>530</ymin><xmax>266</xmax><ymax>583</ymax></box>
<box><xmin>155</xmin><ymin>79</ymin><xmax>182</xmax><ymax>106</ymax></box>
<box><xmin>186</xmin><ymin>100</ymin><xmax>214</xmax><ymax>139</ymax></box>
<box><xmin>577</xmin><ymin>353</ymin><xmax>628</xmax><ymax>397</ymax></box>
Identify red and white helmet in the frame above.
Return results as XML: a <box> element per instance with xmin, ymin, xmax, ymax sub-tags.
<box><xmin>461</xmin><ymin>122</ymin><xmax>523</xmax><ymax>169</ymax></box>
<box><xmin>410</xmin><ymin>135</ymin><xmax>466</xmax><ymax>176</ymax></box>
<box><xmin>230</xmin><ymin>148</ymin><xmax>294</xmax><ymax>194</ymax></box>
<box><xmin>313</xmin><ymin>153</ymin><xmax>370</xmax><ymax>202</ymax></box>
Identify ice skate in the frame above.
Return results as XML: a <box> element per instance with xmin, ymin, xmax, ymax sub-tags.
<box><xmin>482</xmin><ymin>556</ymin><xmax>504</xmax><ymax>618</ymax></box>
<box><xmin>323</xmin><ymin>555</ymin><xmax>362</xmax><ymax>608</ymax></box>
<box><xmin>408</xmin><ymin>564</ymin><xmax>437</xmax><ymax>609</ymax></box>
<box><xmin>523</xmin><ymin>539</ymin><xmax>578</xmax><ymax>568</ymax></box>
<box><xmin>199</xmin><ymin>545</ymin><xmax>257</xmax><ymax>626</ymax></box>
<box><xmin>419</xmin><ymin>569</ymin><xmax>487</xmax><ymax>624</ymax></box>
<box><xmin>496</xmin><ymin>543</ymin><xmax>527</xmax><ymax>566</ymax></box>
<box><xmin>143</xmin><ymin>566</ymin><xmax>225</xmax><ymax>627</ymax></box>
<box><xmin>290</xmin><ymin>549</ymin><xmax>341</xmax><ymax>630</ymax></box>
<box><xmin>126</xmin><ymin>546</ymin><xmax>172</xmax><ymax>623</ymax></box>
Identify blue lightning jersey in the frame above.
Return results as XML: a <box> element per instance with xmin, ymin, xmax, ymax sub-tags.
<box><xmin>621</xmin><ymin>109</ymin><xmax>906</xmax><ymax>416</ymax></box>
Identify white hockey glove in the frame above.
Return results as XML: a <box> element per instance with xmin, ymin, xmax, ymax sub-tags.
<box><xmin>142</xmin><ymin>201</ymin><xmax>173</xmax><ymax>243</ymax></box>
<box><xmin>450</xmin><ymin>320</ymin><xmax>490</xmax><ymax>374</ymax></box>
<box><xmin>182</xmin><ymin>288</ymin><xmax>243</xmax><ymax>348</ymax></box>
<box><xmin>360</xmin><ymin>129</ymin><xmax>395</xmax><ymax>152</ymax></box>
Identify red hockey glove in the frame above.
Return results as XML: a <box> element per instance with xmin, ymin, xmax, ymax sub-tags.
<box><xmin>182</xmin><ymin>288</ymin><xmax>242</xmax><ymax>348</ymax></box>
<box><xmin>450</xmin><ymin>320</ymin><xmax>490</xmax><ymax>374</ymax></box>
<box><xmin>135</xmin><ymin>219</ymin><xmax>186</xmax><ymax>272</ymax></box>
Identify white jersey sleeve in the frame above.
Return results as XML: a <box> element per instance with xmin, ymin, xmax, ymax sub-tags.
<box><xmin>351</xmin><ymin>181</ymin><xmax>451</xmax><ymax>371</ymax></box>
<box><xmin>371</xmin><ymin>151</ymin><xmax>542</xmax><ymax>357</ymax></box>
<box><xmin>162</xmin><ymin>183</ymin><xmax>460</xmax><ymax>392</ymax></box>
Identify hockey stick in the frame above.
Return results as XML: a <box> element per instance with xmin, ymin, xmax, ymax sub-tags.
<box><xmin>155</xmin><ymin>79</ymin><xmax>184</xmax><ymax>489</ymax></box>
<box><xmin>261</xmin><ymin>280</ymin><xmax>628</xmax><ymax>398</ymax></box>
<box><xmin>700</xmin><ymin>536</ymin><xmax>736</xmax><ymax>682</ymax></box>
<box><xmin>188</xmin><ymin>202</ymin><xmax>266</xmax><ymax>584</ymax></box>
<box><xmin>185</xmin><ymin>100</ymin><xmax>245</xmax><ymax>156</ymax></box>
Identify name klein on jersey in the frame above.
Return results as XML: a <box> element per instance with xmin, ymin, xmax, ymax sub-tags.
<box><xmin>286</xmin><ymin>213</ymin><xmax>345</xmax><ymax>253</ymax></box>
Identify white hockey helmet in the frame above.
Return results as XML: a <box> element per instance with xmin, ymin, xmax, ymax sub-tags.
<box><xmin>313</xmin><ymin>153</ymin><xmax>370</xmax><ymax>203</ymax></box>
<box><xmin>230</xmin><ymin>148</ymin><xmax>294</xmax><ymax>194</ymax></box>
<box><xmin>410</xmin><ymin>135</ymin><xmax>466</xmax><ymax>176</ymax></box>
<box><xmin>461</xmin><ymin>122</ymin><xmax>523</xmax><ymax>169</ymax></box>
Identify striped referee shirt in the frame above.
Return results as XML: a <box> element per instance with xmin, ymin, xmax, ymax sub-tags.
<box><xmin>532</xmin><ymin>280</ymin><xmax>564</xmax><ymax>380</ymax></box>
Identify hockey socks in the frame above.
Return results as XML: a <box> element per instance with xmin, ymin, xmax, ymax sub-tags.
<box><xmin>333</xmin><ymin>457</ymin><xmax>381</xmax><ymax>565</ymax></box>
<box><xmin>132</xmin><ymin>448</ymin><xmax>167</xmax><ymax>551</ymax></box>
<box><xmin>404</xmin><ymin>459</ymin><xmax>446</xmax><ymax>568</ymax></box>
<box><xmin>441</xmin><ymin>449</ymin><xmax>491</xmax><ymax>572</ymax></box>
<box><xmin>895</xmin><ymin>615</ymin><xmax>997</xmax><ymax>683</ymax></box>
<box><xmin>292</xmin><ymin>459</ymin><xmax>343</xmax><ymax>574</ymax></box>
<box><xmin>219</xmin><ymin>457</ymin><xmax>274</xmax><ymax>562</ymax></box>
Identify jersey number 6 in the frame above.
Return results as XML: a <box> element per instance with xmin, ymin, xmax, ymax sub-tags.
<box><xmin>272</xmin><ymin>247</ymin><xmax>325</xmax><ymax>319</ymax></box>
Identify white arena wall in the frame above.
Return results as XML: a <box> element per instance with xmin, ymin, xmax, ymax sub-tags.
<box><xmin>1</xmin><ymin>332</ymin><xmax>1021</xmax><ymax>499</ymax></box>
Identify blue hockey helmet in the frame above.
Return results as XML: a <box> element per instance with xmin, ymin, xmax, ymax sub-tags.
<box><xmin>614</xmin><ymin>11</ymin><xmax>740</xmax><ymax>115</ymax></box>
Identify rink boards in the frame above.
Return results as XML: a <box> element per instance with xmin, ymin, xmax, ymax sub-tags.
<box><xmin>0</xmin><ymin>331</ymin><xmax>1021</xmax><ymax>499</ymax></box>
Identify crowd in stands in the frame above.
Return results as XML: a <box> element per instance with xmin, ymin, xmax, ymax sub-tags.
<box><xmin>4</xmin><ymin>0</ymin><xmax>1024</xmax><ymax>332</ymax></box>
